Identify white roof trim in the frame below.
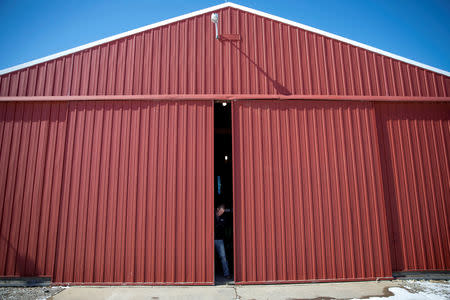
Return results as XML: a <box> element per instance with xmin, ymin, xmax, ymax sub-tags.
<box><xmin>0</xmin><ymin>2</ymin><xmax>232</xmax><ymax>75</ymax></box>
<box><xmin>1</xmin><ymin>2</ymin><xmax>449</xmax><ymax>77</ymax></box>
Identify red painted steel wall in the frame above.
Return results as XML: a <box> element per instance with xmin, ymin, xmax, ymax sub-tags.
<box><xmin>376</xmin><ymin>102</ymin><xmax>450</xmax><ymax>272</ymax></box>
<box><xmin>0</xmin><ymin>3</ymin><xmax>449</xmax><ymax>286</ymax></box>
<box><xmin>232</xmin><ymin>100</ymin><xmax>392</xmax><ymax>283</ymax></box>
<box><xmin>0</xmin><ymin>100</ymin><xmax>214</xmax><ymax>284</ymax></box>
<box><xmin>0</xmin><ymin>7</ymin><xmax>448</xmax><ymax>97</ymax></box>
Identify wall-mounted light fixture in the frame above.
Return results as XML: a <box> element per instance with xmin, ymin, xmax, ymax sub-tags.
<box><xmin>211</xmin><ymin>13</ymin><xmax>219</xmax><ymax>39</ymax></box>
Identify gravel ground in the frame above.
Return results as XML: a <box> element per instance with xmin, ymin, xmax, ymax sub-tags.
<box><xmin>399</xmin><ymin>280</ymin><xmax>450</xmax><ymax>299</ymax></box>
<box><xmin>0</xmin><ymin>286</ymin><xmax>65</xmax><ymax>300</ymax></box>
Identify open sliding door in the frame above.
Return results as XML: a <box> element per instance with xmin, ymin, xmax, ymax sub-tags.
<box><xmin>0</xmin><ymin>100</ymin><xmax>214</xmax><ymax>285</ymax></box>
<box><xmin>232</xmin><ymin>100</ymin><xmax>392</xmax><ymax>284</ymax></box>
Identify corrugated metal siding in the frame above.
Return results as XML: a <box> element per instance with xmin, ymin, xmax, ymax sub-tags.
<box><xmin>376</xmin><ymin>102</ymin><xmax>450</xmax><ymax>272</ymax></box>
<box><xmin>0</xmin><ymin>7</ymin><xmax>448</xmax><ymax>97</ymax></box>
<box><xmin>232</xmin><ymin>100</ymin><xmax>392</xmax><ymax>283</ymax></box>
<box><xmin>0</xmin><ymin>100</ymin><xmax>214</xmax><ymax>284</ymax></box>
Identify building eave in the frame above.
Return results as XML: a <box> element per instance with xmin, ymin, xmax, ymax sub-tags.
<box><xmin>1</xmin><ymin>2</ymin><xmax>449</xmax><ymax>77</ymax></box>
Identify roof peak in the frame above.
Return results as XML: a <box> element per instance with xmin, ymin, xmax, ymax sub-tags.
<box><xmin>1</xmin><ymin>2</ymin><xmax>448</xmax><ymax>76</ymax></box>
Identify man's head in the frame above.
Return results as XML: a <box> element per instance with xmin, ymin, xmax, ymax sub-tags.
<box><xmin>216</xmin><ymin>203</ymin><xmax>225</xmax><ymax>216</ymax></box>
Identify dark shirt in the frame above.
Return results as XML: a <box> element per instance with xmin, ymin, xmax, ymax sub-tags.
<box><xmin>214</xmin><ymin>213</ymin><xmax>227</xmax><ymax>240</ymax></box>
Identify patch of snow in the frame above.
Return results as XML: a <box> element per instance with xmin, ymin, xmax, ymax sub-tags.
<box><xmin>351</xmin><ymin>280</ymin><xmax>450</xmax><ymax>300</ymax></box>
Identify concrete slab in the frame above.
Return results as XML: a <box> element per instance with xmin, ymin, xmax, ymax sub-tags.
<box><xmin>235</xmin><ymin>281</ymin><xmax>399</xmax><ymax>300</ymax></box>
<box><xmin>52</xmin><ymin>281</ymin><xmax>400</xmax><ymax>300</ymax></box>
<box><xmin>52</xmin><ymin>286</ymin><xmax>236</xmax><ymax>300</ymax></box>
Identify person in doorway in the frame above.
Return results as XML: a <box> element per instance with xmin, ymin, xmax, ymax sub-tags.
<box><xmin>214</xmin><ymin>203</ymin><xmax>231</xmax><ymax>279</ymax></box>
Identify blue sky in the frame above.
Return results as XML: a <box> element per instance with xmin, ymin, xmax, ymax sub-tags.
<box><xmin>0</xmin><ymin>0</ymin><xmax>449</xmax><ymax>72</ymax></box>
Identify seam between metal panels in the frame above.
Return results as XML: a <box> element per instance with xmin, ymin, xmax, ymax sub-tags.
<box><xmin>0</xmin><ymin>95</ymin><xmax>450</xmax><ymax>102</ymax></box>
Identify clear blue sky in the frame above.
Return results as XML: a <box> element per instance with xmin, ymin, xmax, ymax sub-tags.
<box><xmin>0</xmin><ymin>0</ymin><xmax>449</xmax><ymax>72</ymax></box>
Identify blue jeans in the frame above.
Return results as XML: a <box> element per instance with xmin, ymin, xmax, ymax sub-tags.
<box><xmin>214</xmin><ymin>239</ymin><xmax>230</xmax><ymax>277</ymax></box>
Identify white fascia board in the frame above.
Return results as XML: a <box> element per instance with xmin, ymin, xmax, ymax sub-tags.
<box><xmin>1</xmin><ymin>2</ymin><xmax>449</xmax><ymax>77</ymax></box>
<box><xmin>0</xmin><ymin>2</ymin><xmax>231</xmax><ymax>75</ymax></box>
<box><xmin>227</xmin><ymin>3</ymin><xmax>450</xmax><ymax>77</ymax></box>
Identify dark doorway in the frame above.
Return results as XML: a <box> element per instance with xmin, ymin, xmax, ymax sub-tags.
<box><xmin>214</xmin><ymin>101</ymin><xmax>234</xmax><ymax>285</ymax></box>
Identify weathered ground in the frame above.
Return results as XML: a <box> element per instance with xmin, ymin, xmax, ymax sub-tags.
<box><xmin>0</xmin><ymin>280</ymin><xmax>448</xmax><ymax>300</ymax></box>
<box><xmin>0</xmin><ymin>286</ymin><xmax>65</xmax><ymax>300</ymax></box>
<box><xmin>352</xmin><ymin>280</ymin><xmax>450</xmax><ymax>300</ymax></box>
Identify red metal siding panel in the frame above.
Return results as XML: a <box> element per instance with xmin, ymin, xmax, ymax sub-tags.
<box><xmin>376</xmin><ymin>102</ymin><xmax>450</xmax><ymax>272</ymax></box>
<box><xmin>1</xmin><ymin>7</ymin><xmax>448</xmax><ymax>97</ymax></box>
<box><xmin>232</xmin><ymin>100</ymin><xmax>392</xmax><ymax>283</ymax></box>
<box><xmin>0</xmin><ymin>102</ymin><xmax>68</xmax><ymax>276</ymax></box>
<box><xmin>0</xmin><ymin>100</ymin><xmax>214</xmax><ymax>284</ymax></box>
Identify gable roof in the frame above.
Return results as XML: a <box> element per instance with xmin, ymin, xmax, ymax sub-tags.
<box><xmin>0</xmin><ymin>2</ymin><xmax>448</xmax><ymax>77</ymax></box>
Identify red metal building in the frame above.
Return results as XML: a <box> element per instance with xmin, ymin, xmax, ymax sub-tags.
<box><xmin>0</xmin><ymin>2</ymin><xmax>448</xmax><ymax>285</ymax></box>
